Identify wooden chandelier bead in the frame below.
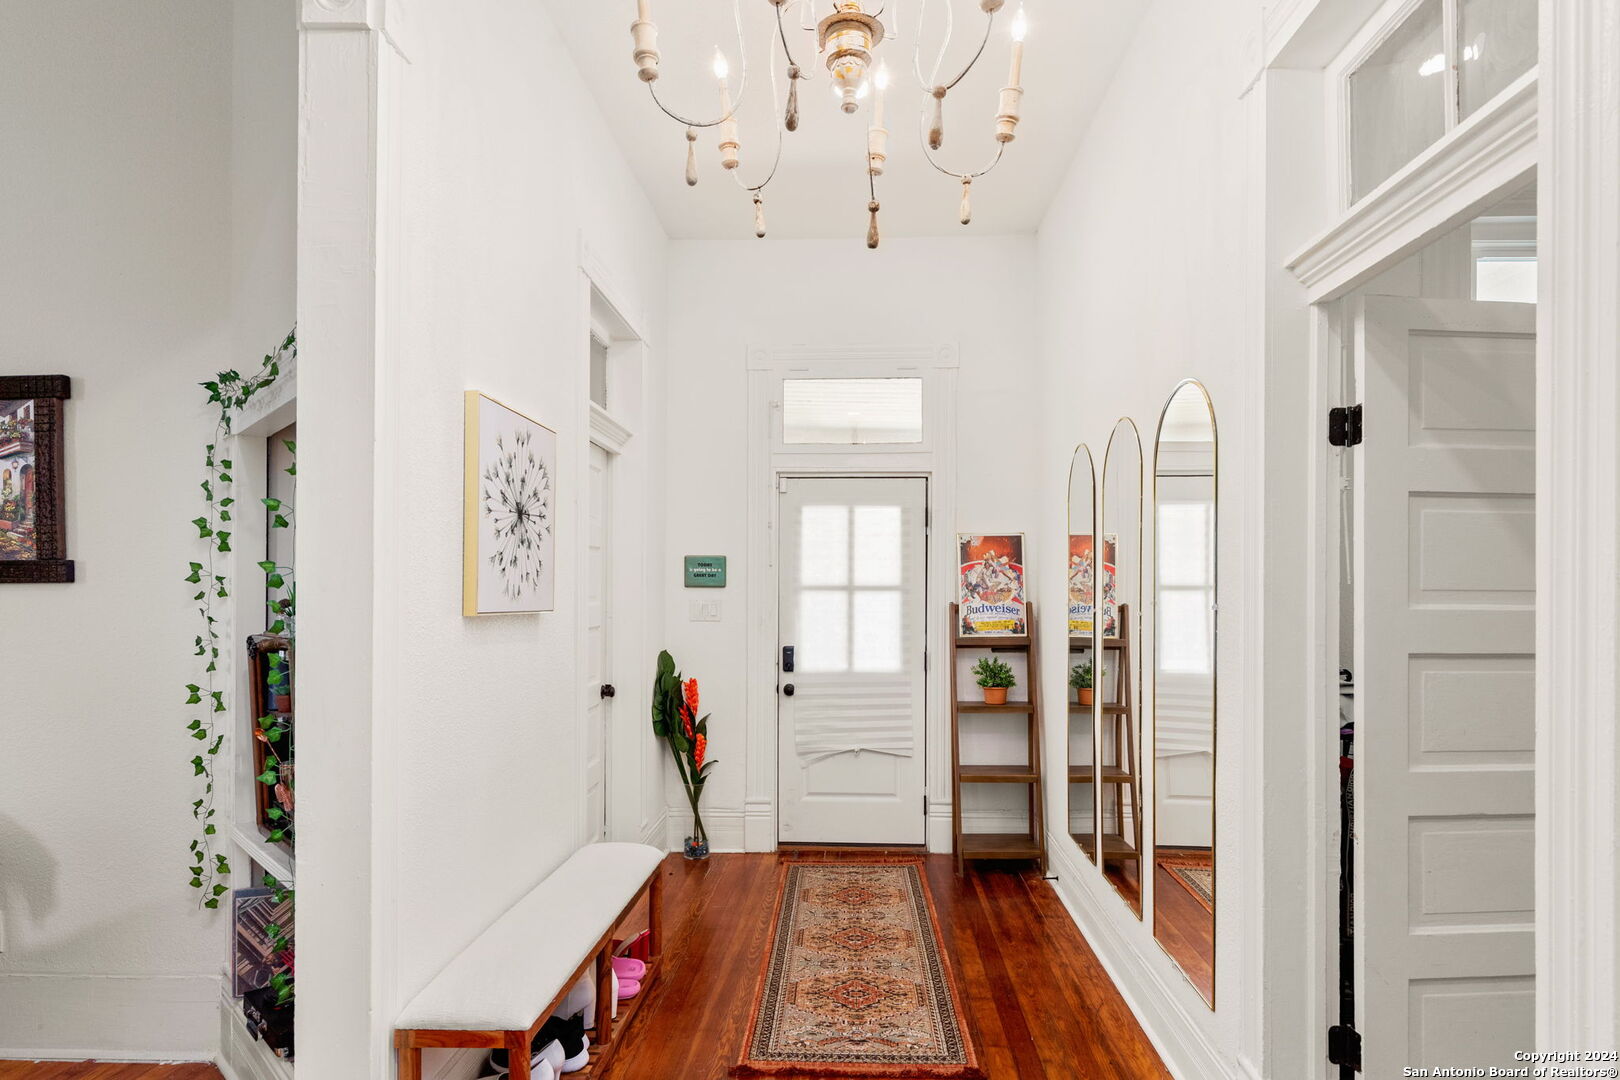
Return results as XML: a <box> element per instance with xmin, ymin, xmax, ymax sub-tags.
<box><xmin>684</xmin><ymin>128</ymin><xmax>698</xmax><ymax>186</ymax></box>
<box><xmin>631</xmin><ymin>19</ymin><xmax>660</xmax><ymax>82</ymax></box>
<box><xmin>929</xmin><ymin>86</ymin><xmax>947</xmax><ymax>150</ymax></box>
<box><xmin>786</xmin><ymin>65</ymin><xmax>801</xmax><ymax>132</ymax></box>
<box><xmin>960</xmin><ymin>178</ymin><xmax>973</xmax><ymax>225</ymax></box>
<box><xmin>867</xmin><ymin>200</ymin><xmax>881</xmax><ymax>250</ymax></box>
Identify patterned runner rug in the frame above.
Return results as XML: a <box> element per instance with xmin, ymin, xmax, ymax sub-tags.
<box><xmin>732</xmin><ymin>861</ymin><xmax>983</xmax><ymax>1079</ymax></box>
<box><xmin>1158</xmin><ymin>852</ymin><xmax>1215</xmax><ymax>914</ymax></box>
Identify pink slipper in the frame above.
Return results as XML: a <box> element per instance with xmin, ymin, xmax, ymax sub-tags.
<box><xmin>611</xmin><ymin>956</ymin><xmax>646</xmax><ymax>981</ymax></box>
<box><xmin>616</xmin><ymin>978</ymin><xmax>641</xmax><ymax>1001</ymax></box>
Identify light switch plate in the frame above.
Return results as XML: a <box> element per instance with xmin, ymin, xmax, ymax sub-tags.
<box><xmin>689</xmin><ymin>598</ymin><xmax>721</xmax><ymax>622</ymax></box>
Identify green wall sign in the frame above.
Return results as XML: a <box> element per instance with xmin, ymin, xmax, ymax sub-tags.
<box><xmin>684</xmin><ymin>555</ymin><xmax>728</xmax><ymax>588</ymax></box>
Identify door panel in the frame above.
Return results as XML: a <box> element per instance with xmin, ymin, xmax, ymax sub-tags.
<box><xmin>1354</xmin><ymin>297</ymin><xmax>1536</xmax><ymax>1075</ymax></box>
<box><xmin>778</xmin><ymin>477</ymin><xmax>928</xmax><ymax>845</ymax></box>
<box><xmin>583</xmin><ymin>443</ymin><xmax>611</xmax><ymax>843</ymax></box>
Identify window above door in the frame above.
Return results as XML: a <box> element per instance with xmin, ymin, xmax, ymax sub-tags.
<box><xmin>1341</xmin><ymin>0</ymin><xmax>1537</xmax><ymax>204</ymax></box>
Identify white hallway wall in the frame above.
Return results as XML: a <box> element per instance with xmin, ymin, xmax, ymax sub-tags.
<box><xmin>291</xmin><ymin>2</ymin><xmax>669</xmax><ymax>1076</ymax></box>
<box><xmin>0</xmin><ymin>0</ymin><xmax>295</xmax><ymax>1060</ymax></box>
<box><xmin>660</xmin><ymin>235</ymin><xmax>1040</xmax><ymax>851</ymax></box>
<box><xmin>1033</xmin><ymin>0</ymin><xmax>1265</xmax><ymax>1077</ymax></box>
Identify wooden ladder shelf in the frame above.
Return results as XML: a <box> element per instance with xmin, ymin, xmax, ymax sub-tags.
<box><xmin>949</xmin><ymin>601</ymin><xmax>1048</xmax><ymax>875</ymax></box>
<box><xmin>1093</xmin><ymin>603</ymin><xmax>1142</xmax><ymax>868</ymax></box>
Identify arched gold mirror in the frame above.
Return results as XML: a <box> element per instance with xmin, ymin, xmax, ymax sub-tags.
<box><xmin>1066</xmin><ymin>444</ymin><xmax>1098</xmax><ymax>864</ymax></box>
<box><xmin>1151</xmin><ymin>380</ymin><xmax>1217</xmax><ymax>1007</ymax></box>
<box><xmin>1098</xmin><ymin>418</ymin><xmax>1144</xmax><ymax>919</ymax></box>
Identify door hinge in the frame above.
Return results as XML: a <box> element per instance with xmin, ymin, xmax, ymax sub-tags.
<box><xmin>1329</xmin><ymin>404</ymin><xmax>1364</xmax><ymax>447</ymax></box>
<box><xmin>1327</xmin><ymin>1025</ymin><xmax>1362</xmax><ymax>1070</ymax></box>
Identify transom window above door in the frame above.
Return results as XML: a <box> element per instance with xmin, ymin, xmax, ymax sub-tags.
<box><xmin>1344</xmin><ymin>0</ymin><xmax>1537</xmax><ymax>203</ymax></box>
<box><xmin>782</xmin><ymin>377</ymin><xmax>925</xmax><ymax>446</ymax></box>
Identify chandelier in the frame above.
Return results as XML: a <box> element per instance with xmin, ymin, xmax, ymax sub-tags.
<box><xmin>629</xmin><ymin>0</ymin><xmax>1029</xmax><ymax>248</ymax></box>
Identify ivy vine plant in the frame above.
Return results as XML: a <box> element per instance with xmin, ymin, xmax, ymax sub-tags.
<box><xmin>256</xmin><ymin>453</ymin><xmax>296</xmax><ymax>847</ymax></box>
<box><xmin>184</xmin><ymin>328</ymin><xmax>296</xmax><ymax>908</ymax></box>
<box><xmin>262</xmin><ymin>873</ymin><xmax>296</xmax><ymax>1006</ymax></box>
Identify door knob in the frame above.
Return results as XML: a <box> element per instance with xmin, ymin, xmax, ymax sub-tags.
<box><xmin>600</xmin><ymin>684</ymin><xmax>617</xmax><ymax>699</ymax></box>
<box><xmin>782</xmin><ymin>683</ymin><xmax>796</xmax><ymax>697</ymax></box>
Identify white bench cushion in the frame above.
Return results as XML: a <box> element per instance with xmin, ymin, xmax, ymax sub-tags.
<box><xmin>396</xmin><ymin>842</ymin><xmax>665</xmax><ymax>1031</ymax></box>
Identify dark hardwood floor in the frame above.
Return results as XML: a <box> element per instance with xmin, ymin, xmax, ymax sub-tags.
<box><xmin>597</xmin><ymin>852</ymin><xmax>1170</xmax><ymax>1080</ymax></box>
<box><xmin>2</xmin><ymin>853</ymin><xmax>1172</xmax><ymax>1080</ymax></box>
<box><xmin>0</xmin><ymin>1065</ymin><xmax>222</xmax><ymax>1079</ymax></box>
<box><xmin>1153</xmin><ymin>856</ymin><xmax>1215</xmax><ymax>1005</ymax></box>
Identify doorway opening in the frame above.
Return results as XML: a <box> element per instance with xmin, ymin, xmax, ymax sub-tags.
<box><xmin>1329</xmin><ymin>180</ymin><xmax>1538</xmax><ymax>1077</ymax></box>
<box><xmin>580</xmin><ymin>271</ymin><xmax>647</xmax><ymax>846</ymax></box>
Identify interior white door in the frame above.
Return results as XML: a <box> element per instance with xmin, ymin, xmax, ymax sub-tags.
<box><xmin>1354</xmin><ymin>296</ymin><xmax>1537</xmax><ymax>1074</ymax></box>
<box><xmin>778</xmin><ymin>477</ymin><xmax>928</xmax><ymax>845</ymax></box>
<box><xmin>583</xmin><ymin>442</ymin><xmax>612</xmax><ymax>843</ymax></box>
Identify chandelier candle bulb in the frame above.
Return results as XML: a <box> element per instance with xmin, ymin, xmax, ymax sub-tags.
<box><xmin>868</xmin><ymin>124</ymin><xmax>889</xmax><ymax>176</ymax></box>
<box><xmin>715</xmin><ymin>49</ymin><xmax>740</xmax><ymax>170</ymax></box>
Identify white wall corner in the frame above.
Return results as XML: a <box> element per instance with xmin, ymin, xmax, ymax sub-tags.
<box><xmin>640</xmin><ymin>808</ymin><xmax>670</xmax><ymax>849</ymax></box>
<box><xmin>1044</xmin><ymin>839</ymin><xmax>1237</xmax><ymax>1080</ymax></box>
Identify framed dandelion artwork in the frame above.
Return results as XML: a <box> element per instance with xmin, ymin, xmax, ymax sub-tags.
<box><xmin>463</xmin><ymin>391</ymin><xmax>556</xmax><ymax>615</ymax></box>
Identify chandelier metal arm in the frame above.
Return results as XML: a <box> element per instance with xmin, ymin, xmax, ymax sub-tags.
<box><xmin>644</xmin><ymin>0</ymin><xmax>750</xmax><ymax>129</ymax></box>
<box><xmin>917</xmin><ymin>102</ymin><xmax>1008</xmax><ymax>180</ymax></box>
<box><xmin>941</xmin><ymin>10</ymin><xmax>994</xmax><ymax>92</ymax></box>
<box><xmin>732</xmin><ymin>8</ymin><xmax>790</xmax><ymax>195</ymax></box>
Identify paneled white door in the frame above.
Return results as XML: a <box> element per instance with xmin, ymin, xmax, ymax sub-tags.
<box><xmin>1354</xmin><ymin>297</ymin><xmax>1537</xmax><ymax>1074</ymax></box>
<box><xmin>583</xmin><ymin>442</ymin><xmax>612</xmax><ymax>843</ymax></box>
<box><xmin>778</xmin><ymin>478</ymin><xmax>928</xmax><ymax>845</ymax></box>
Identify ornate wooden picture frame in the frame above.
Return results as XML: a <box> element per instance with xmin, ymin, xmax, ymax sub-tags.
<box><xmin>0</xmin><ymin>375</ymin><xmax>74</xmax><ymax>584</ymax></box>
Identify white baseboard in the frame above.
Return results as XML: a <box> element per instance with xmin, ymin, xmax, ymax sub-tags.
<box><xmin>0</xmin><ymin>973</ymin><xmax>218</xmax><ymax>1062</ymax></box>
<box><xmin>639</xmin><ymin>808</ymin><xmax>669</xmax><ymax>849</ymax></box>
<box><xmin>743</xmin><ymin>799</ymin><xmax>775</xmax><ymax>851</ymax></box>
<box><xmin>665</xmin><ymin>806</ymin><xmax>746</xmax><ymax>852</ymax></box>
<box><xmin>1044</xmin><ymin>836</ymin><xmax>1237</xmax><ymax>1080</ymax></box>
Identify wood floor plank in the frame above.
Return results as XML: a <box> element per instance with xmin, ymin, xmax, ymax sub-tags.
<box><xmin>595</xmin><ymin>853</ymin><xmax>1169</xmax><ymax>1080</ymax></box>
<box><xmin>0</xmin><ymin>1065</ymin><xmax>223</xmax><ymax>1080</ymax></box>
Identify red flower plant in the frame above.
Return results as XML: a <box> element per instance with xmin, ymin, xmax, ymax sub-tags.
<box><xmin>653</xmin><ymin>652</ymin><xmax>717</xmax><ymax>848</ymax></box>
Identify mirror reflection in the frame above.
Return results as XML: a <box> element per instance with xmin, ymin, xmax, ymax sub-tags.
<box><xmin>1066</xmin><ymin>445</ymin><xmax>1097</xmax><ymax>864</ymax></box>
<box><xmin>1152</xmin><ymin>381</ymin><xmax>1217</xmax><ymax>1008</ymax></box>
<box><xmin>1099</xmin><ymin>419</ymin><xmax>1145</xmax><ymax>918</ymax></box>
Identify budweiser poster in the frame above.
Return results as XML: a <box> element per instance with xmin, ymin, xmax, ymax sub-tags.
<box><xmin>1068</xmin><ymin>533</ymin><xmax>1118</xmax><ymax>637</ymax></box>
<box><xmin>957</xmin><ymin>534</ymin><xmax>1027</xmax><ymax>636</ymax></box>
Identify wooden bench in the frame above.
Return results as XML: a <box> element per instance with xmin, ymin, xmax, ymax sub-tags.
<box><xmin>394</xmin><ymin>842</ymin><xmax>666</xmax><ymax>1080</ymax></box>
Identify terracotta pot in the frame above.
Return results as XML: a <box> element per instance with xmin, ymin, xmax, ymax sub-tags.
<box><xmin>1077</xmin><ymin>688</ymin><xmax>1094</xmax><ymax>706</ymax></box>
<box><xmin>982</xmin><ymin>686</ymin><xmax>1009</xmax><ymax>705</ymax></box>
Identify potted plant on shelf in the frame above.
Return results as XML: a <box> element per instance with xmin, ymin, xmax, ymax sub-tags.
<box><xmin>973</xmin><ymin>656</ymin><xmax>1017</xmax><ymax>705</ymax></box>
<box><xmin>1070</xmin><ymin>660</ymin><xmax>1094</xmax><ymax>706</ymax></box>
<box><xmin>652</xmin><ymin>650</ymin><xmax>717</xmax><ymax>859</ymax></box>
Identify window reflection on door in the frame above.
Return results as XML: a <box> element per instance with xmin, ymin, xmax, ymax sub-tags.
<box><xmin>797</xmin><ymin>504</ymin><xmax>906</xmax><ymax>674</ymax></box>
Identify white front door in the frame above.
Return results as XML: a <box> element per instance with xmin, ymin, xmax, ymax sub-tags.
<box><xmin>583</xmin><ymin>442</ymin><xmax>613</xmax><ymax>843</ymax></box>
<box><xmin>1354</xmin><ymin>296</ymin><xmax>1537</xmax><ymax>1074</ymax></box>
<box><xmin>778</xmin><ymin>477</ymin><xmax>928</xmax><ymax>845</ymax></box>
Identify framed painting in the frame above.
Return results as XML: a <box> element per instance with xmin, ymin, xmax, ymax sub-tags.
<box><xmin>957</xmin><ymin>533</ymin><xmax>1027</xmax><ymax>636</ymax></box>
<box><xmin>463</xmin><ymin>391</ymin><xmax>557</xmax><ymax>615</ymax></box>
<box><xmin>0</xmin><ymin>375</ymin><xmax>73</xmax><ymax>584</ymax></box>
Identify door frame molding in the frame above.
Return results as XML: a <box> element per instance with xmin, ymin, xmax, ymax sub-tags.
<box><xmin>577</xmin><ymin>249</ymin><xmax>654</xmax><ymax>849</ymax></box>
<box><xmin>745</xmin><ymin>344</ymin><xmax>960</xmax><ymax>853</ymax></box>
<box><xmin>1537</xmin><ymin>0</ymin><xmax>1620</xmax><ymax>1048</ymax></box>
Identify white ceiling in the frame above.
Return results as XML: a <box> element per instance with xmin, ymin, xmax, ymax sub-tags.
<box><xmin>544</xmin><ymin>1</ymin><xmax>1148</xmax><ymax>240</ymax></box>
